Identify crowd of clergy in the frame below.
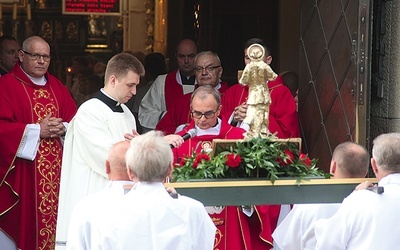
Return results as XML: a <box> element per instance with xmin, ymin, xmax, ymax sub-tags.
<box><xmin>0</xmin><ymin>34</ymin><xmax>399</xmax><ymax>250</ymax></box>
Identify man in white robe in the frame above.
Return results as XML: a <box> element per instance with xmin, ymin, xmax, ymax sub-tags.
<box><xmin>272</xmin><ymin>142</ymin><xmax>369</xmax><ymax>250</ymax></box>
<box><xmin>56</xmin><ymin>53</ymin><xmax>144</xmax><ymax>248</ymax></box>
<box><xmin>315</xmin><ymin>133</ymin><xmax>400</xmax><ymax>249</ymax></box>
<box><xmin>56</xmin><ymin>53</ymin><xmax>185</xmax><ymax>248</ymax></box>
<box><xmin>96</xmin><ymin>131</ymin><xmax>216</xmax><ymax>250</ymax></box>
<box><xmin>66</xmin><ymin>141</ymin><xmax>134</xmax><ymax>249</ymax></box>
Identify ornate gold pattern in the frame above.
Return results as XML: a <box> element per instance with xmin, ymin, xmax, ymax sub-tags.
<box><xmin>214</xmin><ymin>228</ymin><xmax>222</xmax><ymax>249</ymax></box>
<box><xmin>32</xmin><ymin>89</ymin><xmax>61</xmax><ymax>249</ymax></box>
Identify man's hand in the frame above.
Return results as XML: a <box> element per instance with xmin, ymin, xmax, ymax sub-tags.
<box><xmin>166</xmin><ymin>187</ymin><xmax>179</xmax><ymax>199</ymax></box>
<box><xmin>355</xmin><ymin>181</ymin><xmax>375</xmax><ymax>191</ymax></box>
<box><xmin>233</xmin><ymin>103</ymin><xmax>248</xmax><ymax>123</ymax></box>
<box><xmin>164</xmin><ymin>134</ymin><xmax>184</xmax><ymax>148</ymax></box>
<box><xmin>39</xmin><ymin>113</ymin><xmax>65</xmax><ymax>138</ymax></box>
<box><xmin>124</xmin><ymin>129</ymin><xmax>140</xmax><ymax>141</ymax></box>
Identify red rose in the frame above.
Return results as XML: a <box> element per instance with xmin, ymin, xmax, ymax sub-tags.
<box><xmin>299</xmin><ymin>153</ymin><xmax>311</xmax><ymax>167</ymax></box>
<box><xmin>226</xmin><ymin>153</ymin><xmax>242</xmax><ymax>168</ymax></box>
<box><xmin>192</xmin><ymin>154</ymin><xmax>210</xmax><ymax>169</ymax></box>
<box><xmin>179</xmin><ymin>157</ymin><xmax>186</xmax><ymax>166</ymax></box>
<box><xmin>277</xmin><ymin>150</ymin><xmax>294</xmax><ymax>166</ymax></box>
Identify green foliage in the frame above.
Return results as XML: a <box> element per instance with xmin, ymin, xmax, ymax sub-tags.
<box><xmin>171</xmin><ymin>136</ymin><xmax>328</xmax><ymax>184</ymax></box>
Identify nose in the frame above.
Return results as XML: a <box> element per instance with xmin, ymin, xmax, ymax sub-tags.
<box><xmin>37</xmin><ymin>56</ymin><xmax>45</xmax><ymax>63</ymax></box>
<box><xmin>131</xmin><ymin>85</ymin><xmax>137</xmax><ymax>95</ymax></box>
<box><xmin>200</xmin><ymin>68</ymin><xmax>209</xmax><ymax>76</ymax></box>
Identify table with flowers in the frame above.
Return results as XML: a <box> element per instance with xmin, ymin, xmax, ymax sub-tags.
<box><xmin>168</xmin><ymin>137</ymin><xmax>376</xmax><ymax>205</ymax></box>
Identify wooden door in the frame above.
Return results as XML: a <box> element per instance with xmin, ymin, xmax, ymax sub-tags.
<box><xmin>299</xmin><ymin>0</ymin><xmax>371</xmax><ymax>172</ymax></box>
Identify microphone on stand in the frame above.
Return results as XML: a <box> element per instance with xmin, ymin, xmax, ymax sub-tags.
<box><xmin>170</xmin><ymin>128</ymin><xmax>197</xmax><ymax>148</ymax></box>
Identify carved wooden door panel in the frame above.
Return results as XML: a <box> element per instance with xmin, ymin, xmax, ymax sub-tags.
<box><xmin>299</xmin><ymin>0</ymin><xmax>371</xmax><ymax>172</ymax></box>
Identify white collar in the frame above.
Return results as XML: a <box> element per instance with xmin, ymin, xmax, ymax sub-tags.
<box><xmin>195</xmin><ymin>118</ymin><xmax>221</xmax><ymax>136</ymax></box>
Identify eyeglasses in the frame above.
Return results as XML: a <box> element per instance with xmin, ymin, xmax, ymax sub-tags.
<box><xmin>191</xmin><ymin>107</ymin><xmax>219</xmax><ymax>119</ymax></box>
<box><xmin>22</xmin><ymin>50</ymin><xmax>51</xmax><ymax>62</ymax></box>
<box><xmin>195</xmin><ymin>65</ymin><xmax>221</xmax><ymax>73</ymax></box>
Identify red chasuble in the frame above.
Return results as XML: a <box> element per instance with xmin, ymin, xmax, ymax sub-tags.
<box><xmin>173</xmin><ymin>120</ymin><xmax>272</xmax><ymax>250</ymax></box>
<box><xmin>164</xmin><ymin>69</ymin><xmax>186</xmax><ymax>111</ymax></box>
<box><xmin>0</xmin><ymin>64</ymin><xmax>77</xmax><ymax>250</ymax></box>
<box><xmin>156</xmin><ymin>82</ymin><xmax>230</xmax><ymax>135</ymax></box>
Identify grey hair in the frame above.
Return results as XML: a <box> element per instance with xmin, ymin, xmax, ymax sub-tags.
<box><xmin>194</xmin><ymin>51</ymin><xmax>221</xmax><ymax>67</ymax></box>
<box><xmin>125</xmin><ymin>130</ymin><xmax>172</xmax><ymax>182</ymax></box>
<box><xmin>372</xmin><ymin>133</ymin><xmax>400</xmax><ymax>172</ymax></box>
<box><xmin>190</xmin><ymin>85</ymin><xmax>221</xmax><ymax>107</ymax></box>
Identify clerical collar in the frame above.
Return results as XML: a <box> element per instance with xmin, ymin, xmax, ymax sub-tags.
<box><xmin>93</xmin><ymin>89</ymin><xmax>124</xmax><ymax>112</ymax></box>
<box><xmin>180</xmin><ymin>71</ymin><xmax>195</xmax><ymax>85</ymax></box>
<box><xmin>195</xmin><ymin>118</ymin><xmax>221</xmax><ymax>136</ymax></box>
<box><xmin>20</xmin><ymin>65</ymin><xmax>47</xmax><ymax>86</ymax></box>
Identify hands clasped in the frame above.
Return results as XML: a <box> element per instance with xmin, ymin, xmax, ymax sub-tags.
<box><xmin>40</xmin><ymin>112</ymin><xmax>65</xmax><ymax>138</ymax></box>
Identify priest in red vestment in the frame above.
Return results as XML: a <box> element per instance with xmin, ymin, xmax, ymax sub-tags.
<box><xmin>156</xmin><ymin>51</ymin><xmax>230</xmax><ymax>135</ymax></box>
<box><xmin>173</xmin><ymin>85</ymin><xmax>273</xmax><ymax>250</ymax></box>
<box><xmin>0</xmin><ymin>36</ymin><xmax>77</xmax><ymax>250</ymax></box>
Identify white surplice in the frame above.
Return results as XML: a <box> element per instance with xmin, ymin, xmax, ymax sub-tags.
<box><xmin>315</xmin><ymin>173</ymin><xmax>400</xmax><ymax>249</ymax></box>
<box><xmin>66</xmin><ymin>181</ymin><xmax>134</xmax><ymax>250</ymax></box>
<box><xmin>138</xmin><ymin>71</ymin><xmax>194</xmax><ymax>130</ymax></box>
<box><xmin>56</xmin><ymin>96</ymin><xmax>136</xmax><ymax>248</ymax></box>
<box><xmin>95</xmin><ymin>182</ymin><xmax>216</xmax><ymax>250</ymax></box>
<box><xmin>272</xmin><ymin>203</ymin><xmax>340</xmax><ymax>250</ymax></box>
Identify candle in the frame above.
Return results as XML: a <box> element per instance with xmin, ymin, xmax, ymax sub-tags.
<box><xmin>12</xmin><ymin>3</ymin><xmax>17</xmax><ymax>20</ymax></box>
<box><xmin>0</xmin><ymin>4</ymin><xmax>3</xmax><ymax>21</ymax></box>
<box><xmin>27</xmin><ymin>3</ymin><xmax>31</xmax><ymax>21</ymax></box>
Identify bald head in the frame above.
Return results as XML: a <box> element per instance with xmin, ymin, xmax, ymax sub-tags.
<box><xmin>330</xmin><ymin>142</ymin><xmax>369</xmax><ymax>178</ymax></box>
<box><xmin>106</xmin><ymin>141</ymin><xmax>131</xmax><ymax>180</ymax></box>
<box><xmin>176</xmin><ymin>39</ymin><xmax>197</xmax><ymax>77</ymax></box>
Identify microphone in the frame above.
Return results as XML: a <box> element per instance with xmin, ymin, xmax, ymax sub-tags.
<box><xmin>181</xmin><ymin>128</ymin><xmax>197</xmax><ymax>141</ymax></box>
<box><xmin>170</xmin><ymin>128</ymin><xmax>197</xmax><ymax>148</ymax></box>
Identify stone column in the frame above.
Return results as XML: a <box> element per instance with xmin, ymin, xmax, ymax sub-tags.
<box><xmin>370</xmin><ymin>1</ymin><xmax>400</xmax><ymax>142</ymax></box>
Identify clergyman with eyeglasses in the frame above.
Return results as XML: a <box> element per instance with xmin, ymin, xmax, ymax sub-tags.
<box><xmin>0</xmin><ymin>35</ymin><xmax>20</xmax><ymax>76</ymax></box>
<box><xmin>156</xmin><ymin>51</ymin><xmax>230</xmax><ymax>134</ymax></box>
<box><xmin>172</xmin><ymin>85</ymin><xmax>244</xmax><ymax>159</ymax></box>
<box><xmin>172</xmin><ymin>85</ymin><xmax>251</xmax><ymax>249</ymax></box>
<box><xmin>0</xmin><ymin>35</ymin><xmax>77</xmax><ymax>250</ymax></box>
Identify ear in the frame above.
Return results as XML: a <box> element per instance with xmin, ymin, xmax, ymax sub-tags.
<box><xmin>18</xmin><ymin>50</ymin><xmax>24</xmax><ymax>62</ymax></box>
<box><xmin>371</xmin><ymin>158</ymin><xmax>378</xmax><ymax>176</ymax></box>
<box><xmin>126</xmin><ymin>167</ymin><xmax>135</xmax><ymax>181</ymax></box>
<box><xmin>265</xmin><ymin>55</ymin><xmax>272</xmax><ymax>65</ymax></box>
<box><xmin>216</xmin><ymin>105</ymin><xmax>222</xmax><ymax>116</ymax></box>
<box><xmin>105</xmin><ymin>160</ymin><xmax>111</xmax><ymax>175</ymax></box>
<box><xmin>218</xmin><ymin>66</ymin><xmax>223</xmax><ymax>78</ymax></box>
<box><xmin>109</xmin><ymin>75</ymin><xmax>117</xmax><ymax>87</ymax></box>
<box><xmin>329</xmin><ymin>160</ymin><xmax>336</xmax><ymax>175</ymax></box>
<box><xmin>166</xmin><ymin>163</ymin><xmax>174</xmax><ymax>178</ymax></box>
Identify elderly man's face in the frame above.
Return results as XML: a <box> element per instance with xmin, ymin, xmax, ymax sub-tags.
<box><xmin>19</xmin><ymin>40</ymin><xmax>51</xmax><ymax>78</ymax></box>
<box><xmin>194</xmin><ymin>54</ymin><xmax>222</xmax><ymax>87</ymax></box>
<box><xmin>191</xmin><ymin>94</ymin><xmax>221</xmax><ymax>130</ymax></box>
